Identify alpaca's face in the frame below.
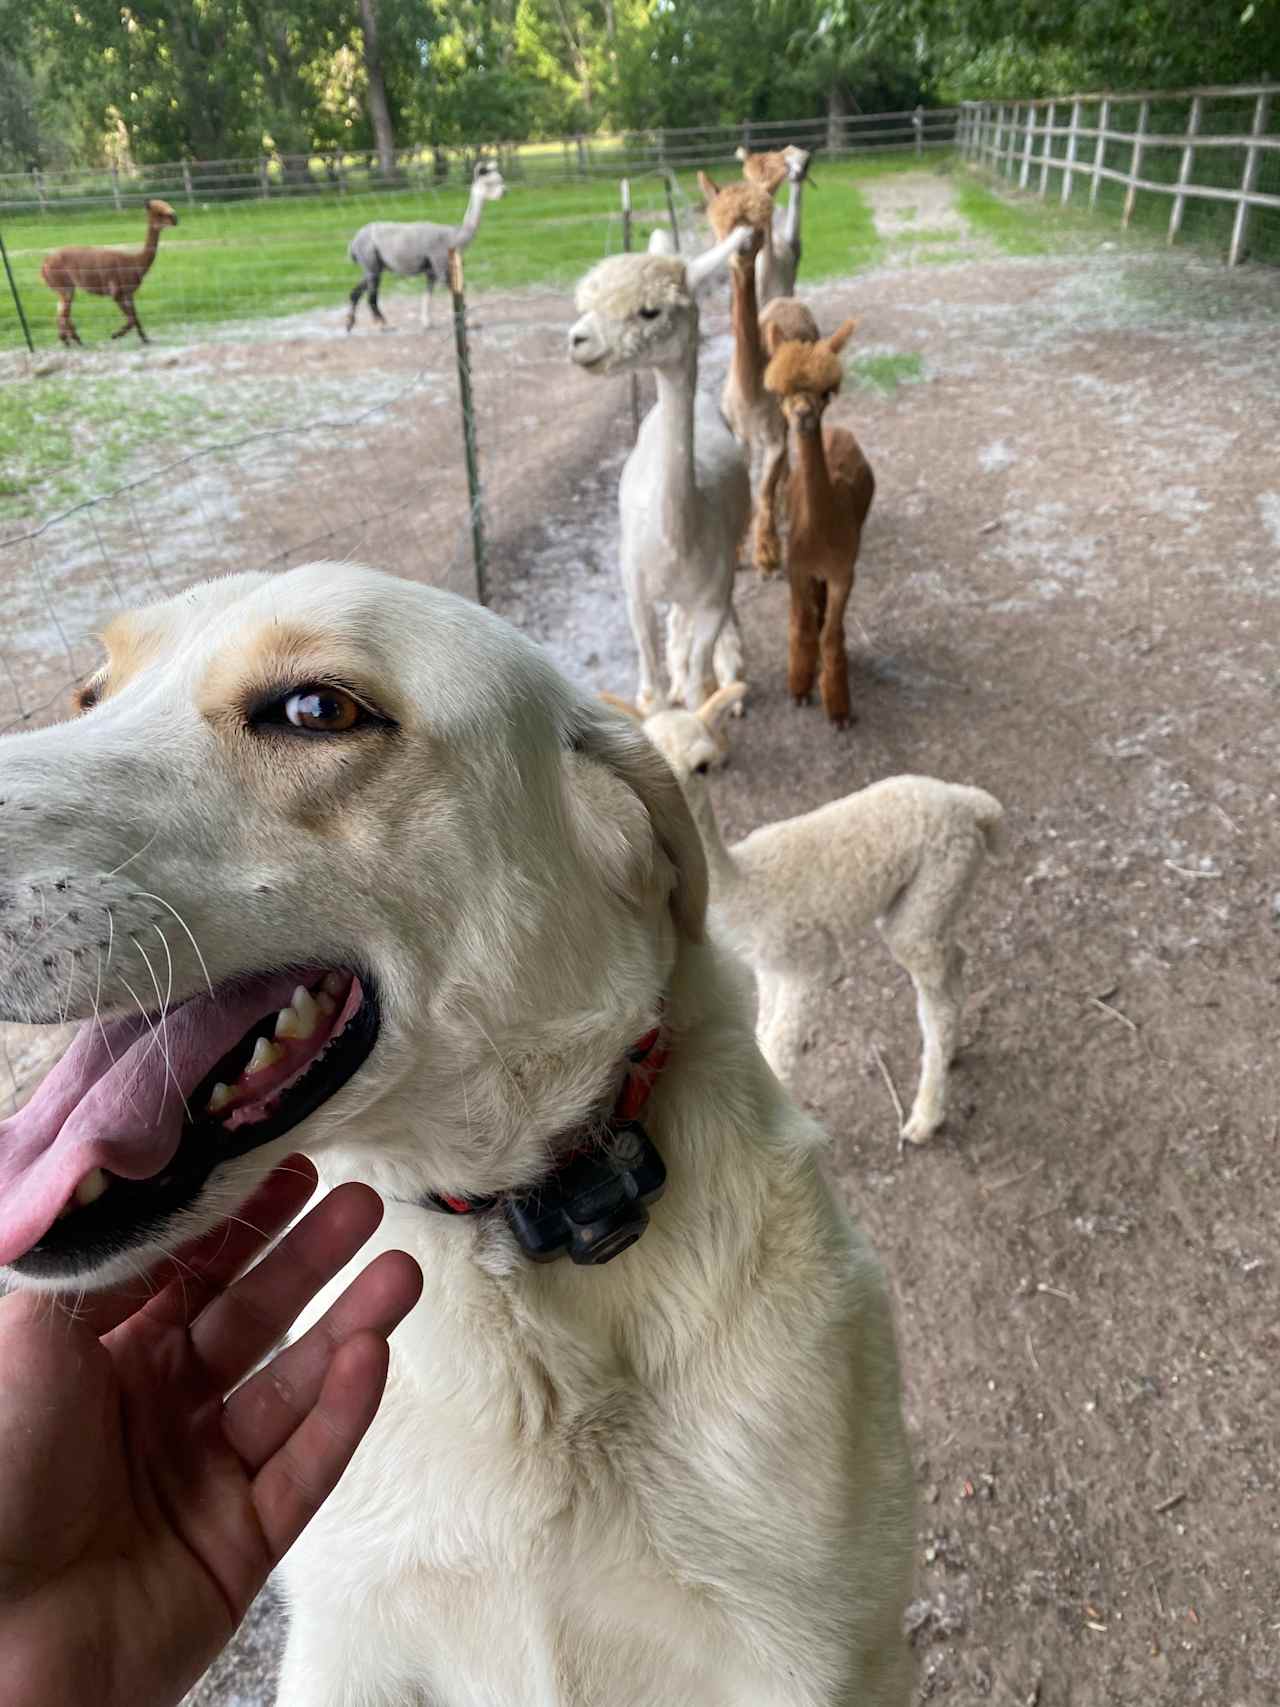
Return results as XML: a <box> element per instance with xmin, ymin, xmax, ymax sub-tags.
<box><xmin>780</xmin><ymin>386</ymin><xmax>836</xmax><ymax>438</ymax></box>
<box><xmin>568</xmin><ymin>254</ymin><xmax>694</xmax><ymax>376</ymax></box>
<box><xmin>475</xmin><ymin>168</ymin><xmax>506</xmax><ymax>203</ymax></box>
<box><xmin>146</xmin><ymin>199</ymin><xmax>179</xmax><ymax>229</ymax></box>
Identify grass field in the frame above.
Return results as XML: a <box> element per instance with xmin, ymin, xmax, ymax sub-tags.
<box><xmin>0</xmin><ymin>153</ymin><xmax>918</xmax><ymax>353</ymax></box>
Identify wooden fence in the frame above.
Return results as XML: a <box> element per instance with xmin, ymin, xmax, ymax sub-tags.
<box><xmin>958</xmin><ymin>82</ymin><xmax>1279</xmax><ymax>265</ymax></box>
<box><xmin>0</xmin><ymin>108</ymin><xmax>959</xmax><ymax>216</ymax></box>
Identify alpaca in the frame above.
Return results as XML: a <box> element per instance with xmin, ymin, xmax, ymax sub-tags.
<box><xmin>736</xmin><ymin>146</ymin><xmax>813</xmax><ymax>304</ymax></box>
<box><xmin>568</xmin><ymin>229</ymin><xmax>754</xmax><ymax>714</ymax></box>
<box><xmin>699</xmin><ymin>173</ymin><xmax>818</xmax><ymax>577</ymax></box>
<box><xmin>40</xmin><ymin>199</ymin><xmax>178</xmax><ymax>346</ymax></box>
<box><xmin>617</xmin><ymin>682</ymin><xmax>1004</xmax><ymax>1143</ymax></box>
<box><xmin>765</xmin><ymin>318</ymin><xmax>873</xmax><ymax>729</ymax></box>
<box><xmin>346</xmin><ymin>161</ymin><xmax>505</xmax><ymax>332</ymax></box>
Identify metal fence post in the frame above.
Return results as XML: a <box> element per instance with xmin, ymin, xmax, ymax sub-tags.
<box><xmin>1122</xmin><ymin>99</ymin><xmax>1150</xmax><ymax>227</ymax></box>
<box><xmin>447</xmin><ymin>249</ymin><xmax>487</xmax><ymax>606</ymax></box>
<box><xmin>0</xmin><ymin>227</ymin><xmax>35</xmax><ymax>353</ymax></box>
<box><xmin>1229</xmin><ymin>89</ymin><xmax>1272</xmax><ymax>265</ymax></box>
<box><xmin>1090</xmin><ymin>98</ymin><xmax>1110</xmax><ymax>209</ymax></box>
<box><xmin>1061</xmin><ymin>99</ymin><xmax>1081</xmax><ymax>203</ymax></box>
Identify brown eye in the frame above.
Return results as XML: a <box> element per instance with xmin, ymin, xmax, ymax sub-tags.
<box><xmin>639</xmin><ymin>306</ymin><xmax>661</xmax><ymax>320</ymax></box>
<box><xmin>73</xmin><ymin>678</ymin><xmax>103</xmax><ymax>715</ymax></box>
<box><xmin>284</xmin><ymin>687</ymin><xmax>361</xmax><ymax>732</ymax></box>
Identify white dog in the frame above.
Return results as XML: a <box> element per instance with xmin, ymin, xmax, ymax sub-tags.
<box><xmin>0</xmin><ymin>563</ymin><xmax>913</xmax><ymax>1706</ymax></box>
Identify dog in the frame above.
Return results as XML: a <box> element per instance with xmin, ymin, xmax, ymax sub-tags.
<box><xmin>0</xmin><ymin>563</ymin><xmax>913</xmax><ymax>1705</ymax></box>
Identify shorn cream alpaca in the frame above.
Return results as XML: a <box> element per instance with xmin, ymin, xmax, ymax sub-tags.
<box><xmin>618</xmin><ymin>684</ymin><xmax>1004</xmax><ymax>1144</ymax></box>
<box><xmin>699</xmin><ymin>174</ymin><xmax>818</xmax><ymax>578</ymax></box>
<box><xmin>569</xmin><ymin>230</ymin><xmax>754</xmax><ymax>712</ymax></box>
<box><xmin>736</xmin><ymin>144</ymin><xmax>812</xmax><ymax>304</ymax></box>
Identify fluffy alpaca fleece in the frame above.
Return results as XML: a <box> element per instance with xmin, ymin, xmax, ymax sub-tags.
<box><xmin>760</xmin><ymin>296</ymin><xmax>821</xmax><ymax>354</ymax></box>
<box><xmin>700</xmin><ymin>175</ymin><xmax>776</xmax><ymax>241</ymax></box>
<box><xmin>763</xmin><ymin>336</ymin><xmax>845</xmax><ymax>399</ymax></box>
<box><xmin>630</xmin><ymin>685</ymin><xmax>1004</xmax><ymax>1142</ymax></box>
<box><xmin>570</xmin><ymin>235</ymin><xmax>754</xmax><ymax>713</ymax></box>
<box><xmin>0</xmin><ymin>563</ymin><xmax>914</xmax><ymax>1706</ymax></box>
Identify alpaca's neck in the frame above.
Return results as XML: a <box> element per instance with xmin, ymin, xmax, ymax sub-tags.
<box><xmin>792</xmin><ymin>426</ymin><xmax>833</xmax><ymax>536</ymax></box>
<box><xmin>138</xmin><ymin>219</ymin><xmax>164</xmax><ymax>270</ymax></box>
<box><xmin>783</xmin><ymin>178</ymin><xmax>804</xmax><ymax>250</ymax></box>
<box><xmin>455</xmin><ymin>183</ymin><xmax>488</xmax><ymax>249</ymax></box>
<box><xmin>686</xmin><ymin>781</ymin><xmax>740</xmax><ymax>898</ymax></box>
<box><xmin>652</xmin><ymin>346</ymin><xmax>698</xmax><ymax>553</ymax></box>
<box><xmin>728</xmin><ymin>260</ymin><xmax>765</xmax><ymax>403</ymax></box>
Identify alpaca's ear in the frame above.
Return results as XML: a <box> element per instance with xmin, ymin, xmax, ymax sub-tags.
<box><xmin>570</xmin><ymin>710</ymin><xmax>708</xmax><ymax>943</ymax></box>
<box><xmin>761</xmin><ymin>317</ymin><xmax>787</xmax><ymax>357</ymax></box>
<box><xmin>825</xmin><ymin>317</ymin><xmax>858</xmax><ymax>356</ymax></box>
<box><xmin>696</xmin><ymin>682</ymin><xmax>746</xmax><ymax>732</ymax></box>
<box><xmin>598</xmin><ymin>691</ymin><xmax>645</xmax><ymax>722</ymax></box>
<box><xmin>735</xmin><ymin>145</ymin><xmax>748</xmax><ymax>162</ymax></box>
<box><xmin>698</xmin><ymin>170</ymin><xmax>720</xmax><ymax>206</ymax></box>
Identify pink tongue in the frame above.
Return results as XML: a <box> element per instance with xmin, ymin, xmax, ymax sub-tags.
<box><xmin>0</xmin><ymin>973</ymin><xmax>300</xmax><ymax>1266</ymax></box>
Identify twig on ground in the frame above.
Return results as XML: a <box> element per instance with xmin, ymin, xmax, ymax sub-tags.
<box><xmin>1211</xmin><ymin>802</ymin><xmax>1240</xmax><ymax>835</ymax></box>
<box><xmin>1153</xmin><ymin>1491</ymin><xmax>1187</xmax><ymax>1515</ymax></box>
<box><xmin>1164</xmin><ymin>859</ymin><xmax>1222</xmax><ymax>879</ymax></box>
<box><xmin>1035</xmin><ymin>1282</ymin><xmax>1077</xmax><ymax>1302</ymax></box>
<box><xmin>1025</xmin><ymin>1329</ymin><xmax>1042</xmax><ymax>1375</ymax></box>
<box><xmin>870</xmin><ymin>1042</ymin><xmax>906</xmax><ymax>1145</ymax></box>
<box><xmin>1090</xmin><ymin>993</ymin><xmax>1138</xmax><ymax>1033</ymax></box>
<box><xmin>984</xmin><ymin>1159</ymin><xmax>1046</xmax><ymax>1194</ymax></box>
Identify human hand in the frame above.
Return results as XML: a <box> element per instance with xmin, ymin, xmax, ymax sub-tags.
<box><xmin>0</xmin><ymin>1157</ymin><xmax>422</xmax><ymax>1707</ymax></box>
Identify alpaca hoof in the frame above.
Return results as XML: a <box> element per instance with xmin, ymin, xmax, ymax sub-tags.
<box><xmin>754</xmin><ymin>539</ymin><xmax>782</xmax><ymax>578</ymax></box>
<box><xmin>901</xmin><ymin>1109</ymin><xmax>943</xmax><ymax>1145</ymax></box>
<box><xmin>792</xmin><ymin>693</ymin><xmax>812</xmax><ymax>708</ymax></box>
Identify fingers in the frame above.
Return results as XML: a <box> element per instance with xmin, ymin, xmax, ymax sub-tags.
<box><xmin>84</xmin><ymin>1157</ymin><xmax>319</xmax><ymax>1340</ymax></box>
<box><xmin>188</xmin><ymin>1180</ymin><xmax>390</xmax><ymax>1397</ymax></box>
<box><xmin>248</xmin><ymin>1330</ymin><xmax>392</xmax><ymax>1567</ymax></box>
<box><xmin>222</xmin><ymin>1247</ymin><xmax>422</xmax><ymax>1473</ymax></box>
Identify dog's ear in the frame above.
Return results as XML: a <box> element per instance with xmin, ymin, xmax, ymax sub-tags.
<box><xmin>570</xmin><ymin>710</ymin><xmax>708</xmax><ymax>943</ymax></box>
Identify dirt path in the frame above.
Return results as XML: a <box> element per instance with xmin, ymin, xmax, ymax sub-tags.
<box><xmin>4</xmin><ymin>170</ymin><xmax>1278</xmax><ymax>1707</ymax></box>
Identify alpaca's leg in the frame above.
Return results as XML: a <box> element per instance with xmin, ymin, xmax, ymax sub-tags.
<box><xmin>665</xmin><ymin>607</ymin><xmax>690</xmax><ymax>709</ymax></box>
<box><xmin>879</xmin><ymin>851</ymin><xmax>978</xmax><ymax>1142</ymax></box>
<box><xmin>346</xmin><ymin>275</ymin><xmax>370</xmax><ymax>332</ymax></box>
<box><xmin>712</xmin><ymin>610</ymin><xmax>746</xmax><ymax>714</ymax></box>
<box><xmin>420</xmin><ymin>278</ymin><xmax>434</xmax><ymax>330</ymax></box>
<box><xmin>753</xmin><ymin>441</ymin><xmax>787</xmax><ymax>577</ymax></box>
<box><xmin>788</xmin><ymin>574</ymin><xmax>821</xmax><ymax>705</ymax></box>
<box><xmin>627</xmin><ymin>588</ymin><xmax>664</xmax><ymax>713</ymax></box>
<box><xmin>817</xmin><ymin>576</ymin><xmax>853</xmax><ymax>728</ymax></box>
<box><xmin>685</xmin><ymin>604</ymin><xmax>727</xmax><ymax>711</ymax></box>
<box><xmin>110</xmin><ymin>292</ymin><xmax>146</xmax><ymax>342</ymax></box>
<box><xmin>756</xmin><ymin>971</ymin><xmax>811</xmax><ymax>1082</ymax></box>
<box><xmin>367</xmin><ymin>265</ymin><xmax>388</xmax><ymax>329</ymax></box>
<box><xmin>56</xmin><ymin>288</ymin><xmax>81</xmax><ymax>346</ymax></box>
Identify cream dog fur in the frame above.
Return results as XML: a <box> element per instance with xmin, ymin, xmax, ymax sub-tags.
<box><xmin>0</xmin><ymin>563</ymin><xmax>913</xmax><ymax>1706</ymax></box>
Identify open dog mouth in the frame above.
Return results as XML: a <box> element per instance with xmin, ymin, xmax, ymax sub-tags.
<box><xmin>0</xmin><ymin>969</ymin><xmax>379</xmax><ymax>1279</ymax></box>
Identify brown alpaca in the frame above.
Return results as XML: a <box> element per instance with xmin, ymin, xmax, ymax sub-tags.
<box><xmin>734</xmin><ymin>145</ymin><xmax>810</xmax><ymax>195</ymax></box>
<box><xmin>764</xmin><ymin>320</ymin><xmax>874</xmax><ymax>730</ymax></box>
<box><xmin>40</xmin><ymin>199</ymin><xmax>179</xmax><ymax>346</ymax></box>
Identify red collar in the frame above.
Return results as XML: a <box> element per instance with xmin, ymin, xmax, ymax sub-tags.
<box><xmin>422</xmin><ymin>1017</ymin><xmax>670</xmax><ymax>1219</ymax></box>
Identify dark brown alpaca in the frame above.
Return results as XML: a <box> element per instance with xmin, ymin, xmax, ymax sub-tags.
<box><xmin>40</xmin><ymin>199</ymin><xmax>179</xmax><ymax>346</ymax></box>
<box><xmin>764</xmin><ymin>320</ymin><xmax>874</xmax><ymax>730</ymax></box>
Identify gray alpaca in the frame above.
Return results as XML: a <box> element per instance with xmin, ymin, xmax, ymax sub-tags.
<box><xmin>345</xmin><ymin>162</ymin><xmax>506</xmax><ymax>332</ymax></box>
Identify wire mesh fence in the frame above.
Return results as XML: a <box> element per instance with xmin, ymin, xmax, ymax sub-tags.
<box><xmin>959</xmin><ymin>82</ymin><xmax>1280</xmax><ymax>264</ymax></box>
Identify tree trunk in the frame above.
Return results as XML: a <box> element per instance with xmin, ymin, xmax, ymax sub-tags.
<box><xmin>826</xmin><ymin>82</ymin><xmax>848</xmax><ymax>155</ymax></box>
<box><xmin>357</xmin><ymin>0</ymin><xmax>398</xmax><ymax>178</ymax></box>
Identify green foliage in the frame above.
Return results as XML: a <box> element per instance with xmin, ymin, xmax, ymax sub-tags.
<box><xmin>848</xmin><ymin>349</ymin><xmax>925</xmax><ymax>393</ymax></box>
<box><xmin>952</xmin><ymin>177</ymin><xmax>1053</xmax><ymax>254</ymax></box>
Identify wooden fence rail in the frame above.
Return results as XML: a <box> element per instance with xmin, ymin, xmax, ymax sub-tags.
<box><xmin>958</xmin><ymin>82</ymin><xmax>1279</xmax><ymax>265</ymax></box>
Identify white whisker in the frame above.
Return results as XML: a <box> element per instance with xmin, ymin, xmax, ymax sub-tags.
<box><xmin>135</xmin><ymin>893</ymin><xmax>216</xmax><ymax>1002</ymax></box>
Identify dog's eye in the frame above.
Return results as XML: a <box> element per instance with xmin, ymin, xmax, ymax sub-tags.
<box><xmin>283</xmin><ymin>687</ymin><xmax>363</xmax><ymax>732</ymax></box>
<box><xmin>638</xmin><ymin>307</ymin><xmax>661</xmax><ymax>321</ymax></box>
<box><xmin>73</xmin><ymin>678</ymin><xmax>103</xmax><ymax>715</ymax></box>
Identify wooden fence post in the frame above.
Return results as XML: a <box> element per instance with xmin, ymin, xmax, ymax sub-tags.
<box><xmin>1019</xmin><ymin>105</ymin><xmax>1036</xmax><ymax>189</ymax></box>
<box><xmin>663</xmin><ymin>170</ymin><xmax>680</xmax><ymax>252</ymax></box>
<box><xmin>110</xmin><ymin>165</ymin><xmax>122</xmax><ymax>212</ymax></box>
<box><xmin>1229</xmin><ymin>89</ymin><xmax>1272</xmax><ymax>266</ymax></box>
<box><xmin>1090</xmin><ymin>98</ymin><xmax>1110</xmax><ymax>209</ymax></box>
<box><xmin>1121</xmin><ymin>99</ymin><xmax>1150</xmax><ymax>227</ymax></box>
<box><xmin>182</xmin><ymin>160</ymin><xmax>194</xmax><ymax>206</ymax></box>
<box><xmin>31</xmin><ymin>168</ymin><xmax>47</xmax><ymax>211</ymax></box>
<box><xmin>913</xmin><ymin>106</ymin><xmax>924</xmax><ymax>156</ymax></box>
<box><xmin>1004</xmin><ymin>105</ymin><xmax>1019</xmax><ymax>177</ymax></box>
<box><xmin>1167</xmin><ymin>95</ymin><xmax>1202</xmax><ymax>243</ymax></box>
<box><xmin>1038</xmin><ymin>100</ymin><xmax>1056</xmax><ymax>194</ymax></box>
<box><xmin>992</xmin><ymin>105</ymin><xmax>1006</xmax><ymax>168</ymax></box>
<box><xmin>1061</xmin><ymin>99</ymin><xmax>1082</xmax><ymax>203</ymax></box>
<box><xmin>259</xmin><ymin>156</ymin><xmax>271</xmax><ymax>199</ymax></box>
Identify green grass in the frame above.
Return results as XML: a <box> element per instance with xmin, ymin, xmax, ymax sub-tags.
<box><xmin>847</xmin><ymin>351</ymin><xmax>924</xmax><ymax>395</ymax></box>
<box><xmin>0</xmin><ymin>151</ymin><xmax>939</xmax><ymax>353</ymax></box>
<box><xmin>952</xmin><ymin>178</ymin><xmax>1056</xmax><ymax>256</ymax></box>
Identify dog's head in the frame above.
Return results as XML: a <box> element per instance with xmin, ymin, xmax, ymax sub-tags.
<box><xmin>0</xmin><ymin>564</ymin><xmax>705</xmax><ymax>1289</ymax></box>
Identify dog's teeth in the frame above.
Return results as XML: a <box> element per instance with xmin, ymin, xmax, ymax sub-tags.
<box><xmin>208</xmin><ymin>1081</ymin><xmax>234</xmax><ymax>1115</ymax></box>
<box><xmin>322</xmin><ymin>972</ymin><xmax>346</xmax><ymax>997</ymax></box>
<box><xmin>74</xmin><ymin>1168</ymin><xmax>109</xmax><ymax>1208</ymax></box>
<box><xmin>245</xmin><ymin>1037</ymin><xmax>283</xmax><ymax>1076</ymax></box>
<box><xmin>275</xmin><ymin>985</ymin><xmax>319</xmax><ymax>1040</ymax></box>
<box><xmin>315</xmin><ymin>990</ymin><xmax>337</xmax><ymax>1017</ymax></box>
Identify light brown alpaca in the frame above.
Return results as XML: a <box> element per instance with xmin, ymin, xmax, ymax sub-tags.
<box><xmin>764</xmin><ymin>320</ymin><xmax>874</xmax><ymax>730</ymax></box>
<box><xmin>40</xmin><ymin>199</ymin><xmax>179</xmax><ymax>346</ymax></box>
<box><xmin>699</xmin><ymin>174</ymin><xmax>818</xmax><ymax>578</ymax></box>
<box><xmin>734</xmin><ymin>144</ymin><xmax>809</xmax><ymax>194</ymax></box>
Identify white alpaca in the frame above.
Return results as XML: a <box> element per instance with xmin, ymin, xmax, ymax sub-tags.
<box><xmin>627</xmin><ymin>684</ymin><xmax>1004</xmax><ymax>1144</ymax></box>
<box><xmin>569</xmin><ymin>231</ymin><xmax>754</xmax><ymax>713</ymax></box>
